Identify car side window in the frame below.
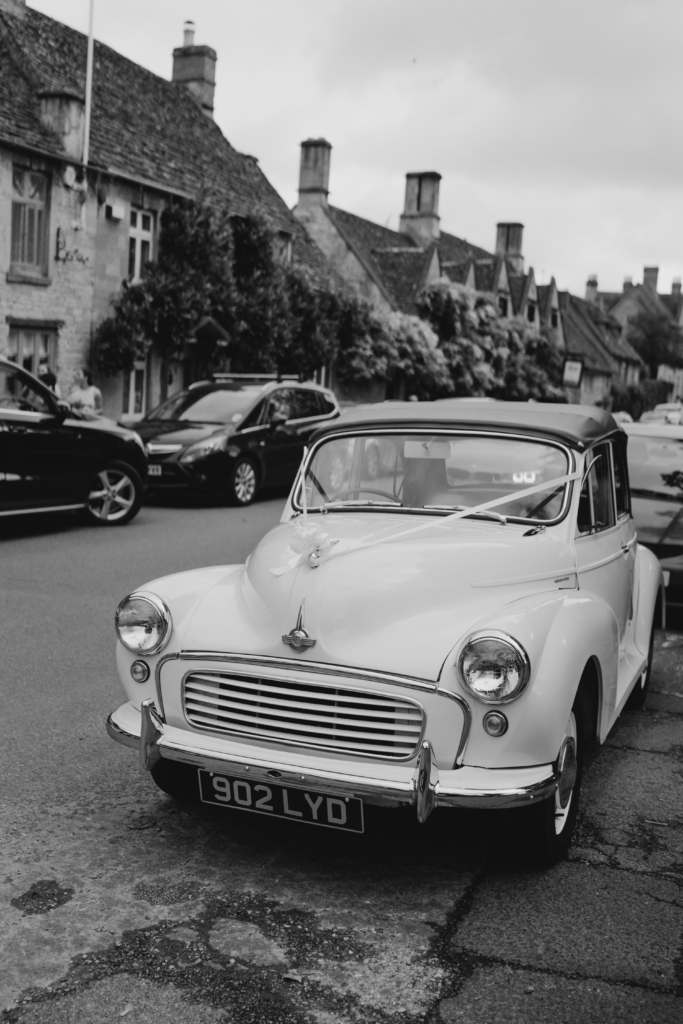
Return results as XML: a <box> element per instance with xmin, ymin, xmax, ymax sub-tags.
<box><xmin>239</xmin><ymin>399</ymin><xmax>265</xmax><ymax>429</ymax></box>
<box><xmin>612</xmin><ymin>441</ymin><xmax>630</xmax><ymax>518</ymax></box>
<box><xmin>292</xmin><ymin>390</ymin><xmax>321</xmax><ymax>420</ymax></box>
<box><xmin>589</xmin><ymin>443</ymin><xmax>616</xmax><ymax>531</ymax></box>
<box><xmin>267</xmin><ymin>389</ymin><xmax>293</xmax><ymax>421</ymax></box>
<box><xmin>0</xmin><ymin>366</ymin><xmax>51</xmax><ymax>413</ymax></box>
<box><xmin>319</xmin><ymin>394</ymin><xmax>337</xmax><ymax>415</ymax></box>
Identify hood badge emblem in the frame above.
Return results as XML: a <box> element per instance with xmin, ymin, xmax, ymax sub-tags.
<box><xmin>282</xmin><ymin>599</ymin><xmax>316</xmax><ymax>653</ymax></box>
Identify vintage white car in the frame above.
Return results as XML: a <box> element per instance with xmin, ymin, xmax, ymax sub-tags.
<box><xmin>107</xmin><ymin>401</ymin><xmax>663</xmax><ymax>864</ymax></box>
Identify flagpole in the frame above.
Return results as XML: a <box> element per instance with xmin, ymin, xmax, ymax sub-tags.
<box><xmin>82</xmin><ymin>0</ymin><xmax>94</xmax><ymax>167</ymax></box>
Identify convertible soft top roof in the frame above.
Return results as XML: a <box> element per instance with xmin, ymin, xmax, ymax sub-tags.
<box><xmin>313</xmin><ymin>400</ymin><xmax>622</xmax><ymax>450</ymax></box>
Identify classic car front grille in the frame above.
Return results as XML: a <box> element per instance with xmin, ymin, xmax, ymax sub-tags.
<box><xmin>182</xmin><ymin>671</ymin><xmax>424</xmax><ymax>759</ymax></box>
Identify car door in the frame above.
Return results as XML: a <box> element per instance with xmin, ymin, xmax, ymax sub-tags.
<box><xmin>575</xmin><ymin>442</ymin><xmax>633</xmax><ymax>656</ymax></box>
<box><xmin>0</xmin><ymin>364</ymin><xmax>91</xmax><ymax>511</ymax></box>
<box><xmin>260</xmin><ymin>389</ymin><xmax>303</xmax><ymax>486</ymax></box>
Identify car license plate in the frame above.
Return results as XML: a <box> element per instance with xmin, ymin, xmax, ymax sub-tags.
<box><xmin>148</xmin><ymin>464</ymin><xmax>162</xmax><ymax>476</ymax></box>
<box><xmin>198</xmin><ymin>770</ymin><xmax>364</xmax><ymax>833</ymax></box>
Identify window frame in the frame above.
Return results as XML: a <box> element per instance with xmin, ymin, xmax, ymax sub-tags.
<box><xmin>121</xmin><ymin>359</ymin><xmax>147</xmax><ymax>420</ymax></box>
<box><xmin>577</xmin><ymin>442</ymin><xmax>618</xmax><ymax>535</ymax></box>
<box><xmin>128</xmin><ymin>208</ymin><xmax>154</xmax><ymax>282</ymax></box>
<box><xmin>610</xmin><ymin>440</ymin><xmax>631</xmax><ymax>520</ymax></box>
<box><xmin>7</xmin><ymin>326</ymin><xmax>58</xmax><ymax>377</ymax></box>
<box><xmin>10</xmin><ymin>165</ymin><xmax>50</xmax><ymax>278</ymax></box>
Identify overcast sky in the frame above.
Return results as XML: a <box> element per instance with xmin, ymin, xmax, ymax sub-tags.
<box><xmin>30</xmin><ymin>0</ymin><xmax>683</xmax><ymax>296</ymax></box>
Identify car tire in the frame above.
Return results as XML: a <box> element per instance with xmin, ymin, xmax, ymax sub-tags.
<box><xmin>227</xmin><ymin>457</ymin><xmax>258</xmax><ymax>506</ymax></box>
<box><xmin>625</xmin><ymin>609</ymin><xmax>656</xmax><ymax>711</ymax></box>
<box><xmin>520</xmin><ymin>686</ymin><xmax>588</xmax><ymax>867</ymax></box>
<box><xmin>150</xmin><ymin>760</ymin><xmax>197</xmax><ymax>802</ymax></box>
<box><xmin>83</xmin><ymin>461</ymin><xmax>144</xmax><ymax>526</ymax></box>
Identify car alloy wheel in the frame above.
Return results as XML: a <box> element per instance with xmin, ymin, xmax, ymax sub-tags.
<box><xmin>230</xmin><ymin>459</ymin><xmax>257</xmax><ymax>505</ymax></box>
<box><xmin>554</xmin><ymin>712</ymin><xmax>578</xmax><ymax>835</ymax></box>
<box><xmin>86</xmin><ymin>462</ymin><xmax>143</xmax><ymax>525</ymax></box>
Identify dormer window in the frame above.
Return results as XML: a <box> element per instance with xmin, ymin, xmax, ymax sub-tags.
<box><xmin>274</xmin><ymin>230</ymin><xmax>293</xmax><ymax>265</ymax></box>
<box><xmin>551</xmin><ymin>309</ymin><xmax>559</xmax><ymax>329</ymax></box>
<box><xmin>527</xmin><ymin>301</ymin><xmax>536</xmax><ymax>323</ymax></box>
<box><xmin>498</xmin><ymin>295</ymin><xmax>509</xmax><ymax>317</ymax></box>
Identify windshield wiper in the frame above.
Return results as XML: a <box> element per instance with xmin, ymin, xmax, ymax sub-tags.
<box><xmin>423</xmin><ymin>504</ymin><xmax>507</xmax><ymax>524</ymax></box>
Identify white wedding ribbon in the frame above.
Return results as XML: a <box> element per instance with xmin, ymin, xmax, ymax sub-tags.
<box><xmin>271</xmin><ymin>469</ymin><xmax>581</xmax><ymax>576</ymax></box>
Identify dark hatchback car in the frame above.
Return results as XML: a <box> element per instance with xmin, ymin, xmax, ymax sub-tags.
<box><xmin>623</xmin><ymin>421</ymin><xmax>683</xmax><ymax>608</ymax></box>
<box><xmin>137</xmin><ymin>379</ymin><xmax>340</xmax><ymax>504</ymax></box>
<box><xmin>0</xmin><ymin>357</ymin><xmax>148</xmax><ymax>525</ymax></box>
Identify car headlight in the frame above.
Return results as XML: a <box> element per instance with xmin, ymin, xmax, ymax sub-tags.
<box><xmin>458</xmin><ymin>632</ymin><xmax>530</xmax><ymax>704</ymax></box>
<box><xmin>115</xmin><ymin>591</ymin><xmax>172</xmax><ymax>655</ymax></box>
<box><xmin>180</xmin><ymin>436</ymin><xmax>229</xmax><ymax>463</ymax></box>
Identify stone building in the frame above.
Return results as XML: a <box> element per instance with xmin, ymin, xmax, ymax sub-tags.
<box><xmin>0</xmin><ymin>1</ymin><xmax>328</xmax><ymax>420</ymax></box>
<box><xmin>292</xmin><ymin>138</ymin><xmax>563</xmax><ymax>347</ymax></box>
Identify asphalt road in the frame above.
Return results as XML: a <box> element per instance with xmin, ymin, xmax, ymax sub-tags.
<box><xmin>1</xmin><ymin>497</ymin><xmax>682</xmax><ymax>1024</ymax></box>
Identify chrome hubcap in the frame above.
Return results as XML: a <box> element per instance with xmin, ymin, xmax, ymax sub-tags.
<box><xmin>234</xmin><ymin>462</ymin><xmax>256</xmax><ymax>503</ymax></box>
<box><xmin>88</xmin><ymin>470</ymin><xmax>135</xmax><ymax>521</ymax></box>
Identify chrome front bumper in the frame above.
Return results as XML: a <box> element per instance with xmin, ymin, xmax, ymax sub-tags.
<box><xmin>107</xmin><ymin>699</ymin><xmax>559</xmax><ymax>819</ymax></box>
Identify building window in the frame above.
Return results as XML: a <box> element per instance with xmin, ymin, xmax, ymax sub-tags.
<box><xmin>11</xmin><ymin>167</ymin><xmax>49</xmax><ymax>275</ymax></box>
<box><xmin>128</xmin><ymin>209</ymin><xmax>154</xmax><ymax>282</ymax></box>
<box><xmin>274</xmin><ymin>230</ymin><xmax>293</xmax><ymax>265</ymax></box>
<box><xmin>550</xmin><ymin>309</ymin><xmax>559</xmax><ymax>329</ymax></box>
<box><xmin>526</xmin><ymin>301</ymin><xmax>536</xmax><ymax>323</ymax></box>
<box><xmin>7</xmin><ymin>327</ymin><xmax>57</xmax><ymax>376</ymax></box>
<box><xmin>122</xmin><ymin>361</ymin><xmax>146</xmax><ymax>419</ymax></box>
<box><xmin>498</xmin><ymin>295</ymin><xmax>509</xmax><ymax>317</ymax></box>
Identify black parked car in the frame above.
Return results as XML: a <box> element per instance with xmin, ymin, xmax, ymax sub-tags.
<box><xmin>137</xmin><ymin>378</ymin><xmax>340</xmax><ymax>505</ymax></box>
<box><xmin>0</xmin><ymin>357</ymin><xmax>147</xmax><ymax>525</ymax></box>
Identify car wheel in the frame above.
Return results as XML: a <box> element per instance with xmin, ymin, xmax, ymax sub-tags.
<box><xmin>625</xmin><ymin>610</ymin><xmax>656</xmax><ymax>710</ymax></box>
<box><xmin>522</xmin><ymin>692</ymin><xmax>586</xmax><ymax>866</ymax></box>
<box><xmin>150</xmin><ymin>760</ymin><xmax>196</xmax><ymax>802</ymax></box>
<box><xmin>227</xmin><ymin>458</ymin><xmax>258</xmax><ymax>506</ymax></box>
<box><xmin>84</xmin><ymin>461</ymin><xmax>144</xmax><ymax>526</ymax></box>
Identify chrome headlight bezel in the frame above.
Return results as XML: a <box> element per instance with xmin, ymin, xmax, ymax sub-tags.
<box><xmin>457</xmin><ymin>630</ymin><xmax>531</xmax><ymax>705</ymax></box>
<box><xmin>115</xmin><ymin>590</ymin><xmax>172</xmax><ymax>655</ymax></box>
<box><xmin>179</xmin><ymin>435</ymin><xmax>229</xmax><ymax>464</ymax></box>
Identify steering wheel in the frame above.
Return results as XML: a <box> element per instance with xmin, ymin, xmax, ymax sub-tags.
<box><xmin>331</xmin><ymin>488</ymin><xmax>400</xmax><ymax>502</ymax></box>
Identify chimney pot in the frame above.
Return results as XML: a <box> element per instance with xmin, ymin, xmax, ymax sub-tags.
<box><xmin>623</xmin><ymin>276</ymin><xmax>633</xmax><ymax>292</ymax></box>
<box><xmin>172</xmin><ymin>24</ymin><xmax>217</xmax><ymax>119</ymax></box>
<box><xmin>673</xmin><ymin>278</ymin><xmax>681</xmax><ymax>297</ymax></box>
<box><xmin>496</xmin><ymin>222</ymin><xmax>524</xmax><ymax>274</ymax></box>
<box><xmin>399</xmin><ymin>171</ymin><xmax>441</xmax><ymax>246</ymax></box>
<box><xmin>643</xmin><ymin>266</ymin><xmax>659</xmax><ymax>294</ymax></box>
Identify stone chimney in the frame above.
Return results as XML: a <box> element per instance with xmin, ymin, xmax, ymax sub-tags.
<box><xmin>296</xmin><ymin>139</ymin><xmax>332</xmax><ymax>211</ymax></box>
<box><xmin>643</xmin><ymin>266</ymin><xmax>659</xmax><ymax>294</ymax></box>
<box><xmin>172</xmin><ymin>21</ymin><xmax>217</xmax><ymax>118</ymax></box>
<box><xmin>0</xmin><ymin>0</ymin><xmax>26</xmax><ymax>18</ymax></box>
<box><xmin>623</xmin><ymin>276</ymin><xmax>633</xmax><ymax>292</ymax></box>
<box><xmin>495</xmin><ymin>223</ymin><xmax>524</xmax><ymax>274</ymax></box>
<box><xmin>38</xmin><ymin>89</ymin><xmax>85</xmax><ymax>161</ymax></box>
<box><xmin>399</xmin><ymin>172</ymin><xmax>441</xmax><ymax>246</ymax></box>
<box><xmin>673</xmin><ymin>278</ymin><xmax>681</xmax><ymax>297</ymax></box>
<box><xmin>585</xmin><ymin>274</ymin><xmax>598</xmax><ymax>303</ymax></box>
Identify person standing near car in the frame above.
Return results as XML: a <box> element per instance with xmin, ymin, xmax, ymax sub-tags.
<box><xmin>69</xmin><ymin>369</ymin><xmax>102</xmax><ymax>417</ymax></box>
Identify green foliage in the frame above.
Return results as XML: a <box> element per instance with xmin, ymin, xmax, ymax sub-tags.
<box><xmin>94</xmin><ymin>199</ymin><xmax>234</xmax><ymax>384</ymax></box>
<box><xmin>417</xmin><ymin>281</ymin><xmax>565</xmax><ymax>401</ymax></box>
<box><xmin>610</xmin><ymin>378</ymin><xmax>671</xmax><ymax>421</ymax></box>
<box><xmin>626</xmin><ymin>310</ymin><xmax>683</xmax><ymax>378</ymax></box>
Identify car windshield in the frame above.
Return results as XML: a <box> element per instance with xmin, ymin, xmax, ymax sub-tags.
<box><xmin>627</xmin><ymin>433</ymin><xmax>683</xmax><ymax>499</ymax></box>
<box><xmin>145</xmin><ymin>387</ymin><xmax>261</xmax><ymax>424</ymax></box>
<box><xmin>300</xmin><ymin>432</ymin><xmax>570</xmax><ymax>522</ymax></box>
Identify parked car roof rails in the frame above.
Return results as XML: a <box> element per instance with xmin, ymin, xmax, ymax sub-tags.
<box><xmin>212</xmin><ymin>372</ymin><xmax>299</xmax><ymax>382</ymax></box>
